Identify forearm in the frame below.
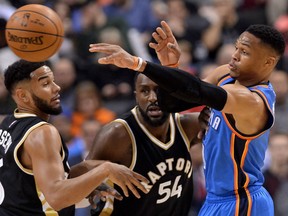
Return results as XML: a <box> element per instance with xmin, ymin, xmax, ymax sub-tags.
<box><xmin>140</xmin><ymin>61</ymin><xmax>227</xmax><ymax>111</ymax></box>
<box><xmin>69</xmin><ymin>160</ymin><xmax>106</xmax><ymax>178</ymax></box>
<box><xmin>45</xmin><ymin>162</ymin><xmax>109</xmax><ymax>210</ymax></box>
<box><xmin>157</xmin><ymin>88</ymin><xmax>201</xmax><ymax>112</ymax></box>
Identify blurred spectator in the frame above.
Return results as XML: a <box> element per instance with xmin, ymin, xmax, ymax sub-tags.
<box><xmin>51</xmin><ymin>0</ymin><xmax>75</xmax><ymax>58</ymax></box>
<box><xmin>0</xmin><ymin>15</ymin><xmax>19</xmax><ymax>73</ymax></box>
<box><xmin>71</xmin><ymin>81</ymin><xmax>116</xmax><ymax>136</ymax></box>
<box><xmin>52</xmin><ymin>57</ymin><xmax>78</xmax><ymax>114</ymax></box>
<box><xmin>269</xmin><ymin>70</ymin><xmax>288</xmax><ymax>134</ymax></box>
<box><xmin>198</xmin><ymin>0</ymin><xmax>261</xmax><ymax>62</ymax></box>
<box><xmin>71</xmin><ymin>1</ymin><xmax>132</xmax><ymax>62</ymax></box>
<box><xmin>178</xmin><ymin>39</ymin><xmax>198</xmax><ymax>76</ymax></box>
<box><xmin>237</xmin><ymin>0</ymin><xmax>268</xmax><ymax>25</ymax></box>
<box><xmin>102</xmin><ymin>0</ymin><xmax>159</xmax><ymax>33</ymax></box>
<box><xmin>266</xmin><ymin>0</ymin><xmax>288</xmax><ymax>25</ymax></box>
<box><xmin>263</xmin><ymin>133</ymin><xmax>288</xmax><ymax>216</ymax></box>
<box><xmin>81</xmin><ymin>119</ymin><xmax>102</xmax><ymax>158</ymax></box>
<box><xmin>153</xmin><ymin>0</ymin><xmax>210</xmax><ymax>63</ymax></box>
<box><xmin>84</xmin><ymin>26</ymin><xmax>136</xmax><ymax>115</ymax></box>
<box><xmin>89</xmin><ymin>27</ymin><xmax>135</xmax><ymax>101</ymax></box>
<box><xmin>274</xmin><ymin>14</ymin><xmax>288</xmax><ymax>71</ymax></box>
<box><xmin>0</xmin><ymin>73</ymin><xmax>16</xmax><ymax>115</ymax></box>
<box><xmin>49</xmin><ymin>113</ymin><xmax>86</xmax><ymax>166</ymax></box>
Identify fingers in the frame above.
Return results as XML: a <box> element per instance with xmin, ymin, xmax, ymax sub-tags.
<box><xmin>156</xmin><ymin>27</ymin><xmax>167</xmax><ymax>40</ymax></box>
<box><xmin>96</xmin><ymin>182</ymin><xmax>123</xmax><ymax>200</ymax></box>
<box><xmin>107</xmin><ymin>188</ymin><xmax>123</xmax><ymax>201</ymax></box>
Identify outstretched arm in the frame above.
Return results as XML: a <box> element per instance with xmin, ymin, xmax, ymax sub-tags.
<box><xmin>89</xmin><ymin>43</ymin><xmax>227</xmax><ymax>111</ymax></box>
<box><xmin>24</xmin><ymin>124</ymin><xmax>149</xmax><ymax>211</ymax></box>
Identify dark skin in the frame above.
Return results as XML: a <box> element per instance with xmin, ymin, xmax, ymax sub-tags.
<box><xmin>87</xmin><ymin>73</ymin><xmax>204</xmax><ymax>168</ymax></box>
<box><xmin>89</xmin><ymin>21</ymin><xmax>279</xmax><ymax>136</ymax></box>
<box><xmin>9</xmin><ymin>66</ymin><xmax>149</xmax><ymax>211</ymax></box>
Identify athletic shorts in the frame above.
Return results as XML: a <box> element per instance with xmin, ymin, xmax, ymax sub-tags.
<box><xmin>199</xmin><ymin>186</ymin><xmax>274</xmax><ymax>216</ymax></box>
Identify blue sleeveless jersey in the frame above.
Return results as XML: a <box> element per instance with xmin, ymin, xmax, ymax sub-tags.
<box><xmin>203</xmin><ymin>75</ymin><xmax>275</xmax><ymax>197</ymax></box>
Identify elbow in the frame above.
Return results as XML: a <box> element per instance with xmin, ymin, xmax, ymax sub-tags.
<box><xmin>45</xmin><ymin>195</ymin><xmax>70</xmax><ymax>211</ymax></box>
<box><xmin>47</xmin><ymin>199</ymin><xmax>64</xmax><ymax>211</ymax></box>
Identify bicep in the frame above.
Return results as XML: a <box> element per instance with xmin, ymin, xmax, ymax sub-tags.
<box><xmin>24</xmin><ymin>125</ymin><xmax>65</xmax><ymax>195</ymax></box>
<box><xmin>86</xmin><ymin>122</ymin><xmax>132</xmax><ymax>166</ymax></box>
<box><xmin>222</xmin><ymin>84</ymin><xmax>263</xmax><ymax>115</ymax></box>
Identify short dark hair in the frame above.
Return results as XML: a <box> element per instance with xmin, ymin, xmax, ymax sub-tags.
<box><xmin>246</xmin><ymin>24</ymin><xmax>285</xmax><ymax>56</ymax></box>
<box><xmin>4</xmin><ymin>59</ymin><xmax>45</xmax><ymax>94</ymax></box>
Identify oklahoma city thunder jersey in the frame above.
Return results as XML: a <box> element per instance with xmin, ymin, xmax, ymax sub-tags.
<box><xmin>0</xmin><ymin>111</ymin><xmax>74</xmax><ymax>216</ymax></box>
<box><xmin>203</xmin><ymin>74</ymin><xmax>275</xmax><ymax>197</ymax></box>
<box><xmin>100</xmin><ymin>107</ymin><xmax>194</xmax><ymax>216</ymax></box>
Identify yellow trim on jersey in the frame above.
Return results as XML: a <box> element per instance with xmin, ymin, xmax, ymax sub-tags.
<box><xmin>131</xmin><ymin>107</ymin><xmax>175</xmax><ymax>150</ymax></box>
<box><xmin>14</xmin><ymin>109</ymin><xmax>37</xmax><ymax>118</ymax></box>
<box><xmin>113</xmin><ymin>119</ymin><xmax>137</xmax><ymax>170</ymax></box>
<box><xmin>38</xmin><ymin>190</ymin><xmax>59</xmax><ymax>215</ymax></box>
<box><xmin>13</xmin><ymin>121</ymin><xmax>48</xmax><ymax>175</ymax></box>
<box><xmin>174</xmin><ymin>113</ymin><xmax>191</xmax><ymax>150</ymax></box>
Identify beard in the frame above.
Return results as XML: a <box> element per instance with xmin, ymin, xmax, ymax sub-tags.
<box><xmin>138</xmin><ymin>104</ymin><xmax>169</xmax><ymax>127</ymax></box>
<box><xmin>32</xmin><ymin>93</ymin><xmax>62</xmax><ymax>115</ymax></box>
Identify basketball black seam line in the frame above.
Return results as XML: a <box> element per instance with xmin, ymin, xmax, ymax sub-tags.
<box><xmin>6</xmin><ymin>28</ymin><xmax>63</xmax><ymax>37</ymax></box>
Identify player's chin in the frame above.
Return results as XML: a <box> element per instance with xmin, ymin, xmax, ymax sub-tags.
<box><xmin>51</xmin><ymin>103</ymin><xmax>63</xmax><ymax>115</ymax></box>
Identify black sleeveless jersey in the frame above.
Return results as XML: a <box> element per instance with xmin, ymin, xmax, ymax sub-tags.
<box><xmin>100</xmin><ymin>107</ymin><xmax>194</xmax><ymax>216</ymax></box>
<box><xmin>0</xmin><ymin>111</ymin><xmax>75</xmax><ymax>216</ymax></box>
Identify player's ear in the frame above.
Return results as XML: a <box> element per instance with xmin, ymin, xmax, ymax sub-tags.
<box><xmin>265</xmin><ymin>56</ymin><xmax>276</xmax><ymax>68</ymax></box>
<box><xmin>15</xmin><ymin>88</ymin><xmax>29</xmax><ymax>103</ymax></box>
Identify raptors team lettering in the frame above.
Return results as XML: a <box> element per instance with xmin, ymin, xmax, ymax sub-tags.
<box><xmin>147</xmin><ymin>158</ymin><xmax>192</xmax><ymax>184</ymax></box>
<box><xmin>141</xmin><ymin>157</ymin><xmax>192</xmax><ymax>204</ymax></box>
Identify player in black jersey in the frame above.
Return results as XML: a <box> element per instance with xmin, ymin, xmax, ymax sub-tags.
<box><xmin>0</xmin><ymin>59</ymin><xmax>149</xmax><ymax>216</ymax></box>
<box><xmin>86</xmin><ymin>73</ymin><xmax>208</xmax><ymax>216</ymax></box>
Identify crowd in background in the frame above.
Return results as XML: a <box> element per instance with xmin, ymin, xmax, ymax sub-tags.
<box><xmin>0</xmin><ymin>0</ymin><xmax>288</xmax><ymax>215</ymax></box>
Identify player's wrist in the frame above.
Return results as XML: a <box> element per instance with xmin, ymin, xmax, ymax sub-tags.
<box><xmin>130</xmin><ymin>57</ymin><xmax>146</xmax><ymax>72</ymax></box>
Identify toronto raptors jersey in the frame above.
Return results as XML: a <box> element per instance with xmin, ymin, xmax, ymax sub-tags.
<box><xmin>203</xmin><ymin>74</ymin><xmax>275</xmax><ymax>197</ymax></box>
<box><xmin>0</xmin><ymin>111</ymin><xmax>74</xmax><ymax>216</ymax></box>
<box><xmin>101</xmin><ymin>107</ymin><xmax>194</xmax><ymax>216</ymax></box>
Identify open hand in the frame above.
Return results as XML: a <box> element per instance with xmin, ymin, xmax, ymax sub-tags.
<box><xmin>149</xmin><ymin>21</ymin><xmax>181</xmax><ymax>66</ymax></box>
<box><xmin>103</xmin><ymin>162</ymin><xmax>149</xmax><ymax>199</ymax></box>
<box><xmin>89</xmin><ymin>43</ymin><xmax>135</xmax><ymax>70</ymax></box>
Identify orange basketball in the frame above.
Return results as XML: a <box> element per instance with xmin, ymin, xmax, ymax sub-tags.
<box><xmin>5</xmin><ymin>4</ymin><xmax>64</xmax><ymax>62</ymax></box>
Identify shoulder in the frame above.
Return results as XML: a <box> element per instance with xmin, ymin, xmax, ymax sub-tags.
<box><xmin>25</xmin><ymin>123</ymin><xmax>62</xmax><ymax>150</ymax></box>
<box><xmin>88</xmin><ymin>120</ymin><xmax>133</xmax><ymax>166</ymax></box>
<box><xmin>92</xmin><ymin>120</ymin><xmax>131</xmax><ymax>151</ymax></box>
<box><xmin>203</xmin><ymin>64</ymin><xmax>230</xmax><ymax>84</ymax></box>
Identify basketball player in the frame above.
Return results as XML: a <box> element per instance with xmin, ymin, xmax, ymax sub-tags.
<box><xmin>0</xmin><ymin>60</ymin><xmax>149</xmax><ymax>216</ymax></box>
<box><xmin>86</xmin><ymin>72</ymin><xmax>208</xmax><ymax>216</ymax></box>
<box><xmin>88</xmin><ymin>22</ymin><xmax>285</xmax><ymax>215</ymax></box>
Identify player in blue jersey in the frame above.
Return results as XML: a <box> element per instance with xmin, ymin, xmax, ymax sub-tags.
<box><xmin>0</xmin><ymin>60</ymin><xmax>149</xmax><ymax>216</ymax></box>
<box><xmin>88</xmin><ymin>21</ymin><xmax>285</xmax><ymax>215</ymax></box>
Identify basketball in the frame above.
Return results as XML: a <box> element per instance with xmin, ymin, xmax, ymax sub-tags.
<box><xmin>5</xmin><ymin>4</ymin><xmax>64</xmax><ymax>62</ymax></box>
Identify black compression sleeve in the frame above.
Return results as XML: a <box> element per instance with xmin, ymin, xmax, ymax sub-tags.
<box><xmin>157</xmin><ymin>88</ymin><xmax>201</xmax><ymax>112</ymax></box>
<box><xmin>143</xmin><ymin>61</ymin><xmax>227</xmax><ymax>111</ymax></box>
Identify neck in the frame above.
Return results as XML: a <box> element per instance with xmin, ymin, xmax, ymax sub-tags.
<box><xmin>17</xmin><ymin>107</ymin><xmax>49</xmax><ymax>121</ymax></box>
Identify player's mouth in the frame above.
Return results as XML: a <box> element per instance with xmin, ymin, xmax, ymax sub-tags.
<box><xmin>52</xmin><ymin>95</ymin><xmax>60</xmax><ymax>104</ymax></box>
<box><xmin>228</xmin><ymin>62</ymin><xmax>237</xmax><ymax>71</ymax></box>
<box><xmin>147</xmin><ymin>105</ymin><xmax>162</xmax><ymax>117</ymax></box>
